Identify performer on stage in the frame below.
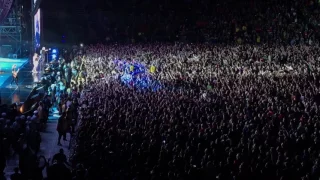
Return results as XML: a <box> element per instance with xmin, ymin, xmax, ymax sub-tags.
<box><xmin>32</xmin><ymin>53</ymin><xmax>39</xmax><ymax>73</ymax></box>
<box><xmin>39</xmin><ymin>47</ymin><xmax>48</xmax><ymax>73</ymax></box>
<box><xmin>11</xmin><ymin>64</ymin><xmax>19</xmax><ymax>86</ymax></box>
<box><xmin>40</xmin><ymin>47</ymin><xmax>47</xmax><ymax>57</ymax></box>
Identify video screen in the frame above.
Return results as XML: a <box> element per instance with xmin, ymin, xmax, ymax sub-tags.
<box><xmin>34</xmin><ymin>0</ymin><xmax>37</xmax><ymax>8</ymax></box>
<box><xmin>34</xmin><ymin>9</ymin><xmax>41</xmax><ymax>49</ymax></box>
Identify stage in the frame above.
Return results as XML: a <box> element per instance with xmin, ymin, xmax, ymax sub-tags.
<box><xmin>0</xmin><ymin>57</ymin><xmax>37</xmax><ymax>105</ymax></box>
<box><xmin>0</xmin><ymin>58</ymin><xmax>28</xmax><ymax>86</ymax></box>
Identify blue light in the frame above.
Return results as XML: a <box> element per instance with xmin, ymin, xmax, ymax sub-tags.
<box><xmin>52</xmin><ymin>54</ymin><xmax>57</xmax><ymax>59</ymax></box>
<box><xmin>52</xmin><ymin>49</ymin><xmax>57</xmax><ymax>53</ymax></box>
<box><xmin>114</xmin><ymin>60</ymin><xmax>163</xmax><ymax>91</ymax></box>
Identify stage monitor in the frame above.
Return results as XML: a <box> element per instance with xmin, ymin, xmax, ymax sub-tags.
<box><xmin>34</xmin><ymin>9</ymin><xmax>41</xmax><ymax>49</ymax></box>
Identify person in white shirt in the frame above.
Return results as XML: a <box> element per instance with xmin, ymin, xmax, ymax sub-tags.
<box><xmin>32</xmin><ymin>53</ymin><xmax>39</xmax><ymax>73</ymax></box>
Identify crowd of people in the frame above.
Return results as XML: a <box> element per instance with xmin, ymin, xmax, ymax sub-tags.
<box><xmin>0</xmin><ymin>98</ymin><xmax>48</xmax><ymax>179</ymax></box>
<box><xmin>63</xmin><ymin>42</ymin><xmax>319</xmax><ymax>180</ymax></box>
<box><xmin>1</xmin><ymin>0</ymin><xmax>320</xmax><ymax>180</ymax></box>
<box><xmin>0</xmin><ymin>47</ymin><xmax>80</xmax><ymax>179</ymax></box>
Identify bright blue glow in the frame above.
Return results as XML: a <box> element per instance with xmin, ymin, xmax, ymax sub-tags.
<box><xmin>52</xmin><ymin>54</ymin><xmax>57</xmax><ymax>59</ymax></box>
<box><xmin>52</xmin><ymin>49</ymin><xmax>57</xmax><ymax>53</ymax></box>
<box><xmin>0</xmin><ymin>58</ymin><xmax>27</xmax><ymax>88</ymax></box>
<box><xmin>114</xmin><ymin>60</ymin><xmax>162</xmax><ymax>91</ymax></box>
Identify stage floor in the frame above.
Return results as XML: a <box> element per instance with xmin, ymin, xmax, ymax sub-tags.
<box><xmin>0</xmin><ymin>58</ymin><xmax>37</xmax><ymax>105</ymax></box>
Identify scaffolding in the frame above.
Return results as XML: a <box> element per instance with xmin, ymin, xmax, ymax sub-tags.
<box><xmin>0</xmin><ymin>4</ymin><xmax>22</xmax><ymax>58</ymax></box>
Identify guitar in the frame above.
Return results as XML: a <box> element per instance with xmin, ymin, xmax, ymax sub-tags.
<box><xmin>13</xmin><ymin>69</ymin><xmax>20</xmax><ymax>78</ymax></box>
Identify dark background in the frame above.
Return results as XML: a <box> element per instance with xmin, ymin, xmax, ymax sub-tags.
<box><xmin>21</xmin><ymin>0</ymin><xmax>312</xmax><ymax>46</ymax></box>
<box><xmin>23</xmin><ymin>0</ymin><xmax>217</xmax><ymax>46</ymax></box>
<box><xmin>21</xmin><ymin>0</ymin><xmax>89</xmax><ymax>46</ymax></box>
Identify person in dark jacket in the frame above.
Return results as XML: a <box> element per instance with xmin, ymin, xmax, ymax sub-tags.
<box><xmin>57</xmin><ymin>112</ymin><xmax>68</xmax><ymax>146</ymax></box>
<box><xmin>10</xmin><ymin>167</ymin><xmax>23</xmax><ymax>180</ymax></box>
<box><xmin>47</xmin><ymin>158</ymin><xmax>72</xmax><ymax>180</ymax></box>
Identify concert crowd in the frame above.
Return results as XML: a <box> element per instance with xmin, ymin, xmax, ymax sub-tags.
<box><xmin>1</xmin><ymin>0</ymin><xmax>320</xmax><ymax>180</ymax></box>
<box><xmin>64</xmin><ymin>43</ymin><xmax>320</xmax><ymax>180</ymax></box>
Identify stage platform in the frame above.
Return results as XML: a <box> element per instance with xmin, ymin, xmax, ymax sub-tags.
<box><xmin>0</xmin><ymin>58</ymin><xmax>28</xmax><ymax>87</ymax></box>
<box><xmin>0</xmin><ymin>57</ymin><xmax>39</xmax><ymax>105</ymax></box>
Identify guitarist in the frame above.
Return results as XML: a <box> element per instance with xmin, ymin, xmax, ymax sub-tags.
<box><xmin>11</xmin><ymin>64</ymin><xmax>19</xmax><ymax>86</ymax></box>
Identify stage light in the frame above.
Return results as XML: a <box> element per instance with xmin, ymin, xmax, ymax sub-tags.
<box><xmin>52</xmin><ymin>49</ymin><xmax>57</xmax><ymax>53</ymax></box>
<box><xmin>80</xmin><ymin>43</ymin><xmax>84</xmax><ymax>47</ymax></box>
<box><xmin>52</xmin><ymin>54</ymin><xmax>57</xmax><ymax>59</ymax></box>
